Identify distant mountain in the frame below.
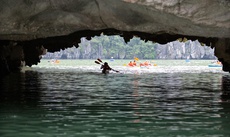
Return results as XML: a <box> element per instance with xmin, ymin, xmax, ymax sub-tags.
<box><xmin>42</xmin><ymin>37</ymin><xmax>216</xmax><ymax>60</ymax></box>
<box><xmin>154</xmin><ymin>40</ymin><xmax>215</xmax><ymax>59</ymax></box>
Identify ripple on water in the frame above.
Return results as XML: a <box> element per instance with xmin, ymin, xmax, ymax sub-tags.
<box><xmin>0</xmin><ymin>65</ymin><xmax>230</xmax><ymax>137</ymax></box>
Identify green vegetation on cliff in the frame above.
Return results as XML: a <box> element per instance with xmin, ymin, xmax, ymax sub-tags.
<box><xmin>78</xmin><ymin>35</ymin><xmax>155</xmax><ymax>59</ymax></box>
<box><xmin>43</xmin><ymin>35</ymin><xmax>215</xmax><ymax>60</ymax></box>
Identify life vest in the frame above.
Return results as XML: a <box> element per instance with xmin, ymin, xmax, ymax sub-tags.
<box><xmin>133</xmin><ymin>62</ymin><xmax>136</xmax><ymax>66</ymax></box>
<box><xmin>128</xmin><ymin>62</ymin><xmax>133</xmax><ymax>67</ymax></box>
<box><xmin>144</xmin><ymin>62</ymin><xmax>149</xmax><ymax>66</ymax></box>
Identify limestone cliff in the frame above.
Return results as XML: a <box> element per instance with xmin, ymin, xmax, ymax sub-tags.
<box><xmin>43</xmin><ymin>39</ymin><xmax>216</xmax><ymax>60</ymax></box>
<box><xmin>0</xmin><ymin>0</ymin><xmax>229</xmax><ymax>75</ymax></box>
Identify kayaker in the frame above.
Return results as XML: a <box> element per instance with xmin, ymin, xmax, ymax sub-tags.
<box><xmin>144</xmin><ymin>61</ymin><xmax>149</xmax><ymax>66</ymax></box>
<box><xmin>217</xmin><ymin>61</ymin><xmax>221</xmax><ymax>65</ymax></box>
<box><xmin>133</xmin><ymin>61</ymin><xmax>137</xmax><ymax>66</ymax></box>
<box><xmin>140</xmin><ymin>63</ymin><xmax>144</xmax><ymax>67</ymax></box>
<box><xmin>128</xmin><ymin>61</ymin><xmax>133</xmax><ymax>67</ymax></box>
<box><xmin>101</xmin><ymin>62</ymin><xmax>112</xmax><ymax>74</ymax></box>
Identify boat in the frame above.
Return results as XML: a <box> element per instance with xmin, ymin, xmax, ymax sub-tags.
<box><xmin>50</xmin><ymin>59</ymin><xmax>60</xmax><ymax>64</ymax></box>
<box><xmin>185</xmin><ymin>59</ymin><xmax>190</xmax><ymax>63</ymax></box>
<box><xmin>110</xmin><ymin>57</ymin><xmax>114</xmax><ymax>62</ymax></box>
<box><xmin>208</xmin><ymin>64</ymin><xmax>222</xmax><ymax>67</ymax></box>
<box><xmin>185</xmin><ymin>56</ymin><xmax>190</xmax><ymax>63</ymax></box>
<box><xmin>126</xmin><ymin>64</ymin><xmax>157</xmax><ymax>70</ymax></box>
<box><xmin>208</xmin><ymin>61</ymin><xmax>222</xmax><ymax>68</ymax></box>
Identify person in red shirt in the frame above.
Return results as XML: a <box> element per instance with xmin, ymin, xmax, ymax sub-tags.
<box><xmin>128</xmin><ymin>61</ymin><xmax>133</xmax><ymax>67</ymax></box>
<box><xmin>133</xmin><ymin>61</ymin><xmax>137</xmax><ymax>66</ymax></box>
<box><xmin>144</xmin><ymin>61</ymin><xmax>149</xmax><ymax>66</ymax></box>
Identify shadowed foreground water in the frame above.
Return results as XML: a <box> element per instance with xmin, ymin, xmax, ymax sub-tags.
<box><xmin>1</xmin><ymin>63</ymin><xmax>230</xmax><ymax>137</ymax></box>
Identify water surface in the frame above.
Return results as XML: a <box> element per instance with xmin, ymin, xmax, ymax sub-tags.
<box><xmin>0</xmin><ymin>60</ymin><xmax>230</xmax><ymax>137</ymax></box>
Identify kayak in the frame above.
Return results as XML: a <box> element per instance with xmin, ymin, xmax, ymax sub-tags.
<box><xmin>50</xmin><ymin>59</ymin><xmax>60</xmax><ymax>64</ymax></box>
<box><xmin>126</xmin><ymin>65</ymin><xmax>157</xmax><ymax>70</ymax></box>
<box><xmin>208</xmin><ymin>64</ymin><xmax>222</xmax><ymax>67</ymax></box>
<box><xmin>102</xmin><ymin>70</ymin><xmax>110</xmax><ymax>74</ymax></box>
<box><xmin>208</xmin><ymin>60</ymin><xmax>222</xmax><ymax>68</ymax></box>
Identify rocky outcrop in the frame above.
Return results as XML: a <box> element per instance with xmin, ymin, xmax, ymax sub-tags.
<box><xmin>0</xmin><ymin>0</ymin><xmax>229</xmax><ymax>74</ymax></box>
<box><xmin>214</xmin><ymin>38</ymin><xmax>230</xmax><ymax>72</ymax></box>
<box><xmin>43</xmin><ymin>39</ymin><xmax>216</xmax><ymax>60</ymax></box>
<box><xmin>0</xmin><ymin>41</ymin><xmax>46</xmax><ymax>76</ymax></box>
<box><xmin>154</xmin><ymin>40</ymin><xmax>215</xmax><ymax>59</ymax></box>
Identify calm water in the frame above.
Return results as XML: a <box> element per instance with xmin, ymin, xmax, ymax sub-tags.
<box><xmin>1</xmin><ymin>59</ymin><xmax>230</xmax><ymax>137</ymax></box>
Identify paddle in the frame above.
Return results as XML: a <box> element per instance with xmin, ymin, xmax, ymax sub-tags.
<box><xmin>95</xmin><ymin>60</ymin><xmax>102</xmax><ymax>65</ymax></box>
<box><xmin>134</xmin><ymin>57</ymin><xmax>139</xmax><ymax>61</ymax></box>
<box><xmin>97</xmin><ymin>58</ymin><xmax>103</xmax><ymax>63</ymax></box>
<box><xmin>95</xmin><ymin>59</ymin><xmax>119</xmax><ymax>73</ymax></box>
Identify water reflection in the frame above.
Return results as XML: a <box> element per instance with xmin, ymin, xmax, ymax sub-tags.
<box><xmin>221</xmin><ymin>75</ymin><xmax>230</xmax><ymax>102</ymax></box>
<box><xmin>0</xmin><ymin>70</ymin><xmax>230</xmax><ymax>136</ymax></box>
<box><xmin>0</xmin><ymin>71</ymin><xmax>42</xmax><ymax>107</ymax></box>
<box><xmin>219</xmin><ymin>75</ymin><xmax>230</xmax><ymax>134</ymax></box>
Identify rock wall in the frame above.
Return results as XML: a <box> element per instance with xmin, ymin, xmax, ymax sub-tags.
<box><xmin>0</xmin><ymin>0</ymin><xmax>229</xmax><ymax>40</ymax></box>
<box><xmin>43</xmin><ymin>40</ymin><xmax>215</xmax><ymax>60</ymax></box>
<box><xmin>154</xmin><ymin>40</ymin><xmax>215</xmax><ymax>59</ymax></box>
<box><xmin>0</xmin><ymin>41</ymin><xmax>46</xmax><ymax>77</ymax></box>
<box><xmin>214</xmin><ymin>38</ymin><xmax>230</xmax><ymax>72</ymax></box>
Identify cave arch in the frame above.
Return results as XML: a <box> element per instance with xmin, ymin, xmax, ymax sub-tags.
<box><xmin>0</xmin><ymin>0</ymin><xmax>230</xmax><ymax>75</ymax></box>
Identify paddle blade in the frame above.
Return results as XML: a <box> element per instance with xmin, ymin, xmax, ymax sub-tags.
<box><xmin>112</xmin><ymin>69</ymin><xmax>119</xmax><ymax>73</ymax></box>
<box><xmin>97</xmin><ymin>58</ymin><xmax>103</xmax><ymax>63</ymax></box>
<box><xmin>95</xmin><ymin>61</ymin><xmax>101</xmax><ymax>64</ymax></box>
<box><xmin>134</xmin><ymin>57</ymin><xmax>139</xmax><ymax>61</ymax></box>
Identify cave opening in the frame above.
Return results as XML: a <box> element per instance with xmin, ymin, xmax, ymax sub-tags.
<box><xmin>22</xmin><ymin>33</ymin><xmax>224</xmax><ymax>77</ymax></box>
<box><xmin>41</xmin><ymin>35</ymin><xmax>217</xmax><ymax>61</ymax></box>
<box><xmin>1</xmin><ymin>29</ymin><xmax>229</xmax><ymax>78</ymax></box>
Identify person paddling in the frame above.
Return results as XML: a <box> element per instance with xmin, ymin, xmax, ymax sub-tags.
<box><xmin>128</xmin><ymin>61</ymin><xmax>133</xmax><ymax>67</ymax></box>
<box><xmin>95</xmin><ymin>58</ymin><xmax>119</xmax><ymax>73</ymax></box>
<box><xmin>133</xmin><ymin>60</ymin><xmax>137</xmax><ymax>66</ymax></box>
<box><xmin>101</xmin><ymin>62</ymin><xmax>112</xmax><ymax>74</ymax></box>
